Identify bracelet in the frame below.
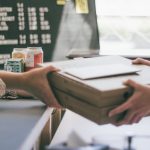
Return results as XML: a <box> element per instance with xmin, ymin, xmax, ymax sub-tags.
<box><xmin>2</xmin><ymin>89</ymin><xmax>18</xmax><ymax>100</ymax></box>
<box><xmin>0</xmin><ymin>78</ymin><xmax>18</xmax><ymax>100</ymax></box>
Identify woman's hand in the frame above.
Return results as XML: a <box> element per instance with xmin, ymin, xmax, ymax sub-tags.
<box><xmin>108</xmin><ymin>58</ymin><xmax>150</xmax><ymax>126</ymax></box>
<box><xmin>109</xmin><ymin>79</ymin><xmax>150</xmax><ymax>126</ymax></box>
<box><xmin>132</xmin><ymin>57</ymin><xmax>150</xmax><ymax>66</ymax></box>
<box><xmin>21</xmin><ymin>66</ymin><xmax>61</xmax><ymax>108</ymax></box>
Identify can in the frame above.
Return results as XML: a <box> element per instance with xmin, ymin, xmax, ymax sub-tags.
<box><xmin>25</xmin><ymin>47</ymin><xmax>43</xmax><ymax>71</ymax></box>
<box><xmin>12</xmin><ymin>48</ymin><xmax>27</xmax><ymax>60</ymax></box>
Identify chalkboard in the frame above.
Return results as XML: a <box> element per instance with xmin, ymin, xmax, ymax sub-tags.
<box><xmin>0</xmin><ymin>0</ymin><xmax>99</xmax><ymax>61</ymax></box>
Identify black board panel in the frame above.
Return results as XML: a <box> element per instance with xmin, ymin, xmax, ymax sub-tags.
<box><xmin>0</xmin><ymin>0</ymin><xmax>99</xmax><ymax>61</ymax></box>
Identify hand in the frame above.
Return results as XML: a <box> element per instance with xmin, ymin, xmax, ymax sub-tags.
<box><xmin>16</xmin><ymin>89</ymin><xmax>35</xmax><ymax>98</ymax></box>
<box><xmin>109</xmin><ymin>79</ymin><xmax>150</xmax><ymax>126</ymax></box>
<box><xmin>132</xmin><ymin>58</ymin><xmax>150</xmax><ymax>66</ymax></box>
<box><xmin>21</xmin><ymin>66</ymin><xmax>61</xmax><ymax>108</ymax></box>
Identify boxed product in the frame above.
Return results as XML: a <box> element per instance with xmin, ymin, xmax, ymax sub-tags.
<box><xmin>4</xmin><ymin>58</ymin><xmax>24</xmax><ymax>72</ymax></box>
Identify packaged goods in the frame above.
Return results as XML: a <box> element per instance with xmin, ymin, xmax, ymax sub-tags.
<box><xmin>39</xmin><ymin>56</ymin><xmax>150</xmax><ymax>124</ymax></box>
<box><xmin>4</xmin><ymin>58</ymin><xmax>24</xmax><ymax>72</ymax></box>
<box><xmin>12</xmin><ymin>48</ymin><xmax>27</xmax><ymax>60</ymax></box>
<box><xmin>25</xmin><ymin>47</ymin><xmax>43</xmax><ymax>71</ymax></box>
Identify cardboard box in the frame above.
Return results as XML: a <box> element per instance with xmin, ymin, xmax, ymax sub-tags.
<box><xmin>52</xmin><ymin>88</ymin><xmax>124</xmax><ymax>124</ymax></box>
<box><xmin>40</xmin><ymin>56</ymin><xmax>150</xmax><ymax>124</ymax></box>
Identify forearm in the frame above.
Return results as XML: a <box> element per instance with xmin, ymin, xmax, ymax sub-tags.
<box><xmin>0</xmin><ymin>71</ymin><xmax>25</xmax><ymax>89</ymax></box>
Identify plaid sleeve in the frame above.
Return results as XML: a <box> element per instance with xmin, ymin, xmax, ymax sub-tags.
<box><xmin>0</xmin><ymin>79</ymin><xmax>6</xmax><ymax>98</ymax></box>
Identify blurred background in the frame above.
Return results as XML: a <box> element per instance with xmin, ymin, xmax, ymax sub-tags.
<box><xmin>95</xmin><ymin>0</ymin><xmax>150</xmax><ymax>51</ymax></box>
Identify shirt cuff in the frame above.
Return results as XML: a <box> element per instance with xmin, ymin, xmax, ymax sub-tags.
<box><xmin>0</xmin><ymin>78</ymin><xmax>6</xmax><ymax>98</ymax></box>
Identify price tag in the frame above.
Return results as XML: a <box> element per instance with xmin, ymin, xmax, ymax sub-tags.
<box><xmin>75</xmin><ymin>0</ymin><xmax>89</xmax><ymax>14</ymax></box>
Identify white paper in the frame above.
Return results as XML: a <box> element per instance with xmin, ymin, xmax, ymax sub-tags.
<box><xmin>64</xmin><ymin>64</ymin><xmax>140</xmax><ymax>80</ymax></box>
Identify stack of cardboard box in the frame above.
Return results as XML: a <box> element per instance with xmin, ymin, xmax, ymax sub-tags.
<box><xmin>40</xmin><ymin>56</ymin><xmax>150</xmax><ymax>124</ymax></box>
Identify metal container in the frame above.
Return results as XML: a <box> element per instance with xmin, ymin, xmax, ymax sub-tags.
<box><xmin>25</xmin><ymin>47</ymin><xmax>43</xmax><ymax>71</ymax></box>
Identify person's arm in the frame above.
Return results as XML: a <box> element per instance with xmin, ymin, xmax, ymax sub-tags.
<box><xmin>109</xmin><ymin>58</ymin><xmax>150</xmax><ymax>126</ymax></box>
<box><xmin>0</xmin><ymin>66</ymin><xmax>61</xmax><ymax>108</ymax></box>
<box><xmin>0</xmin><ymin>71</ymin><xmax>24</xmax><ymax>89</ymax></box>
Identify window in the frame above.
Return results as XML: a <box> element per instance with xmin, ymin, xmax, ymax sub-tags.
<box><xmin>96</xmin><ymin>0</ymin><xmax>150</xmax><ymax>56</ymax></box>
